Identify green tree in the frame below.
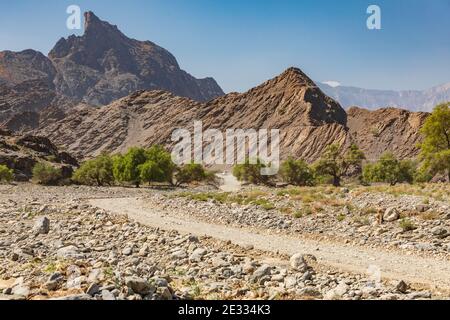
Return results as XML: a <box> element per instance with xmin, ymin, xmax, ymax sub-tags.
<box><xmin>314</xmin><ymin>144</ymin><xmax>365</xmax><ymax>187</ymax></box>
<box><xmin>0</xmin><ymin>165</ymin><xmax>14</xmax><ymax>183</ymax></box>
<box><xmin>419</xmin><ymin>103</ymin><xmax>450</xmax><ymax>182</ymax></box>
<box><xmin>175</xmin><ymin>163</ymin><xmax>218</xmax><ymax>186</ymax></box>
<box><xmin>279</xmin><ymin>157</ymin><xmax>314</xmax><ymax>186</ymax></box>
<box><xmin>232</xmin><ymin>158</ymin><xmax>272</xmax><ymax>185</ymax></box>
<box><xmin>32</xmin><ymin>163</ymin><xmax>62</xmax><ymax>185</ymax></box>
<box><xmin>113</xmin><ymin>147</ymin><xmax>148</xmax><ymax>187</ymax></box>
<box><xmin>139</xmin><ymin>145</ymin><xmax>176</xmax><ymax>185</ymax></box>
<box><xmin>363</xmin><ymin>152</ymin><xmax>416</xmax><ymax>186</ymax></box>
<box><xmin>73</xmin><ymin>153</ymin><xmax>114</xmax><ymax>186</ymax></box>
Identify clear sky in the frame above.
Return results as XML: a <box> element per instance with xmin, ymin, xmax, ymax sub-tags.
<box><xmin>1</xmin><ymin>0</ymin><xmax>449</xmax><ymax>92</ymax></box>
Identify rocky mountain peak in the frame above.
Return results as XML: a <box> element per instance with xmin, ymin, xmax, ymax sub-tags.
<box><xmin>82</xmin><ymin>11</ymin><xmax>124</xmax><ymax>41</ymax></box>
<box><xmin>47</xmin><ymin>11</ymin><xmax>224</xmax><ymax>105</ymax></box>
<box><xmin>84</xmin><ymin>11</ymin><xmax>102</xmax><ymax>30</ymax></box>
<box><xmin>276</xmin><ymin>67</ymin><xmax>317</xmax><ymax>87</ymax></box>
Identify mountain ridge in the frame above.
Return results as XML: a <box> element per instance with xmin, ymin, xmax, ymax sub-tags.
<box><xmin>0</xmin><ymin>11</ymin><xmax>224</xmax><ymax>117</ymax></box>
<box><xmin>23</xmin><ymin>67</ymin><xmax>428</xmax><ymax>163</ymax></box>
<box><xmin>319</xmin><ymin>82</ymin><xmax>450</xmax><ymax>112</ymax></box>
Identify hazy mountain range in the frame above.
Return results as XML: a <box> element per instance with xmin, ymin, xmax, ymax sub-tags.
<box><xmin>318</xmin><ymin>82</ymin><xmax>450</xmax><ymax>112</ymax></box>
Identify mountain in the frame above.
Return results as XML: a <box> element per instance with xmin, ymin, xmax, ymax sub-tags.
<box><xmin>319</xmin><ymin>82</ymin><xmax>450</xmax><ymax>112</ymax></box>
<box><xmin>0</xmin><ymin>129</ymin><xmax>78</xmax><ymax>181</ymax></box>
<box><xmin>29</xmin><ymin>68</ymin><xmax>350</xmax><ymax>162</ymax></box>
<box><xmin>0</xmin><ymin>11</ymin><xmax>224</xmax><ymax>120</ymax></box>
<box><xmin>0</xmin><ymin>50</ymin><xmax>57</xmax><ymax>122</ymax></box>
<box><xmin>347</xmin><ymin>107</ymin><xmax>428</xmax><ymax>161</ymax></box>
<box><xmin>48</xmin><ymin>11</ymin><xmax>224</xmax><ymax>105</ymax></box>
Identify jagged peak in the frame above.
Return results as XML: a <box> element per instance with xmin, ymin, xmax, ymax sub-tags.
<box><xmin>276</xmin><ymin>67</ymin><xmax>317</xmax><ymax>87</ymax></box>
<box><xmin>83</xmin><ymin>11</ymin><xmax>121</xmax><ymax>35</ymax></box>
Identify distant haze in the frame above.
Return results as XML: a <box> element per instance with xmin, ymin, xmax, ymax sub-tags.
<box><xmin>318</xmin><ymin>82</ymin><xmax>450</xmax><ymax>112</ymax></box>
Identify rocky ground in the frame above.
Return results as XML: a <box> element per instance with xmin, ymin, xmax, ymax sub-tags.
<box><xmin>160</xmin><ymin>184</ymin><xmax>450</xmax><ymax>258</ymax></box>
<box><xmin>0</xmin><ymin>184</ymin><xmax>448</xmax><ymax>300</ymax></box>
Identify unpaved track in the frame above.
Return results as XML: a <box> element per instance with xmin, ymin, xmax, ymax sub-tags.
<box><xmin>90</xmin><ymin>197</ymin><xmax>450</xmax><ymax>292</ymax></box>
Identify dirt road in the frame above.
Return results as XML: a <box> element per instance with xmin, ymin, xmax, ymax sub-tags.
<box><xmin>90</xmin><ymin>197</ymin><xmax>450</xmax><ymax>293</ymax></box>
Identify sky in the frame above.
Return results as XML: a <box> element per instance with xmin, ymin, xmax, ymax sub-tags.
<box><xmin>0</xmin><ymin>0</ymin><xmax>449</xmax><ymax>93</ymax></box>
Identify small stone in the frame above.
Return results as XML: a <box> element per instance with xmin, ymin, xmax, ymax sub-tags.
<box><xmin>12</xmin><ymin>285</ymin><xmax>30</xmax><ymax>298</ymax></box>
<box><xmin>396</xmin><ymin>280</ymin><xmax>409</xmax><ymax>293</ymax></box>
<box><xmin>66</xmin><ymin>276</ymin><xmax>85</xmax><ymax>289</ymax></box>
<box><xmin>383</xmin><ymin>208</ymin><xmax>400</xmax><ymax>222</ymax></box>
<box><xmin>415</xmin><ymin>205</ymin><xmax>429</xmax><ymax>213</ymax></box>
<box><xmin>171</xmin><ymin>249</ymin><xmax>188</xmax><ymax>260</ymax></box>
<box><xmin>408</xmin><ymin>291</ymin><xmax>432</xmax><ymax>299</ymax></box>
<box><xmin>251</xmin><ymin>265</ymin><xmax>271</xmax><ymax>282</ymax></box>
<box><xmin>86</xmin><ymin>283</ymin><xmax>100</xmax><ymax>296</ymax></box>
<box><xmin>33</xmin><ymin>216</ymin><xmax>50</xmax><ymax>235</ymax></box>
<box><xmin>101</xmin><ymin>290</ymin><xmax>116</xmax><ymax>301</ymax></box>
<box><xmin>122</xmin><ymin>247</ymin><xmax>133</xmax><ymax>256</ymax></box>
<box><xmin>290</xmin><ymin>253</ymin><xmax>308</xmax><ymax>272</ymax></box>
<box><xmin>57</xmin><ymin>246</ymin><xmax>84</xmax><ymax>259</ymax></box>
<box><xmin>431</xmin><ymin>227</ymin><xmax>448</xmax><ymax>238</ymax></box>
<box><xmin>10</xmin><ymin>252</ymin><xmax>19</xmax><ymax>261</ymax></box>
<box><xmin>297</xmin><ymin>287</ymin><xmax>321</xmax><ymax>297</ymax></box>
<box><xmin>159</xmin><ymin>287</ymin><xmax>173</xmax><ymax>300</ymax></box>
<box><xmin>125</xmin><ymin>277</ymin><xmax>155</xmax><ymax>295</ymax></box>
<box><xmin>189</xmin><ymin>248</ymin><xmax>207</xmax><ymax>262</ymax></box>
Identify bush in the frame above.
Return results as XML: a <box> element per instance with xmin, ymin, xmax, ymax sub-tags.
<box><xmin>399</xmin><ymin>218</ymin><xmax>416</xmax><ymax>232</ymax></box>
<box><xmin>32</xmin><ymin>163</ymin><xmax>62</xmax><ymax>185</ymax></box>
<box><xmin>113</xmin><ymin>146</ymin><xmax>176</xmax><ymax>187</ymax></box>
<box><xmin>73</xmin><ymin>153</ymin><xmax>114</xmax><ymax>186</ymax></box>
<box><xmin>363</xmin><ymin>153</ymin><xmax>416</xmax><ymax>186</ymax></box>
<box><xmin>314</xmin><ymin>144</ymin><xmax>365</xmax><ymax>187</ymax></box>
<box><xmin>139</xmin><ymin>145</ymin><xmax>176</xmax><ymax>185</ymax></box>
<box><xmin>232</xmin><ymin>158</ymin><xmax>272</xmax><ymax>185</ymax></box>
<box><xmin>175</xmin><ymin>163</ymin><xmax>217</xmax><ymax>186</ymax></box>
<box><xmin>419</xmin><ymin>103</ymin><xmax>450</xmax><ymax>182</ymax></box>
<box><xmin>113</xmin><ymin>147</ymin><xmax>148</xmax><ymax>187</ymax></box>
<box><xmin>279</xmin><ymin>157</ymin><xmax>314</xmax><ymax>186</ymax></box>
<box><xmin>0</xmin><ymin>165</ymin><xmax>14</xmax><ymax>183</ymax></box>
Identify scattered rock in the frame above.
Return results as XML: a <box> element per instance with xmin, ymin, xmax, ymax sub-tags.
<box><xmin>33</xmin><ymin>216</ymin><xmax>50</xmax><ymax>235</ymax></box>
<box><xmin>396</xmin><ymin>280</ymin><xmax>409</xmax><ymax>294</ymax></box>
<box><xmin>290</xmin><ymin>254</ymin><xmax>308</xmax><ymax>272</ymax></box>
<box><xmin>125</xmin><ymin>277</ymin><xmax>155</xmax><ymax>296</ymax></box>
<box><xmin>383</xmin><ymin>208</ymin><xmax>400</xmax><ymax>222</ymax></box>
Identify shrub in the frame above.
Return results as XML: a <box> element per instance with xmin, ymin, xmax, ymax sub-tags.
<box><xmin>113</xmin><ymin>147</ymin><xmax>148</xmax><ymax>187</ymax></box>
<box><xmin>32</xmin><ymin>163</ymin><xmax>62</xmax><ymax>185</ymax></box>
<box><xmin>279</xmin><ymin>157</ymin><xmax>314</xmax><ymax>186</ymax></box>
<box><xmin>399</xmin><ymin>218</ymin><xmax>416</xmax><ymax>232</ymax></box>
<box><xmin>0</xmin><ymin>165</ymin><xmax>14</xmax><ymax>183</ymax></box>
<box><xmin>73</xmin><ymin>153</ymin><xmax>114</xmax><ymax>186</ymax></box>
<box><xmin>419</xmin><ymin>103</ymin><xmax>450</xmax><ymax>182</ymax></box>
<box><xmin>139</xmin><ymin>145</ymin><xmax>176</xmax><ymax>185</ymax></box>
<box><xmin>363</xmin><ymin>153</ymin><xmax>416</xmax><ymax>186</ymax></box>
<box><xmin>175</xmin><ymin>163</ymin><xmax>217</xmax><ymax>186</ymax></box>
<box><xmin>232</xmin><ymin>158</ymin><xmax>272</xmax><ymax>185</ymax></box>
<box><xmin>314</xmin><ymin>144</ymin><xmax>365</xmax><ymax>187</ymax></box>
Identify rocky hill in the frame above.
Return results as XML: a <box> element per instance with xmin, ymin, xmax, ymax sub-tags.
<box><xmin>347</xmin><ymin>107</ymin><xmax>428</xmax><ymax>161</ymax></box>
<box><xmin>0</xmin><ymin>11</ymin><xmax>224</xmax><ymax>122</ymax></box>
<box><xmin>48</xmin><ymin>11</ymin><xmax>224</xmax><ymax>105</ymax></box>
<box><xmin>31</xmin><ymin>68</ymin><xmax>350</xmax><ymax>161</ymax></box>
<box><xmin>0</xmin><ymin>129</ymin><xmax>78</xmax><ymax>181</ymax></box>
<box><xmin>3</xmin><ymin>65</ymin><xmax>429</xmax><ymax>163</ymax></box>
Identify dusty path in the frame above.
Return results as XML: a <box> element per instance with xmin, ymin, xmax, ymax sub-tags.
<box><xmin>90</xmin><ymin>197</ymin><xmax>450</xmax><ymax>293</ymax></box>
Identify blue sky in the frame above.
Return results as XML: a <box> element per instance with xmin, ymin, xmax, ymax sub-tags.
<box><xmin>1</xmin><ymin>0</ymin><xmax>449</xmax><ymax>92</ymax></box>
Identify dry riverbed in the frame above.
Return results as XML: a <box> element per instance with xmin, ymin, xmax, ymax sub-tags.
<box><xmin>0</xmin><ymin>184</ymin><xmax>449</xmax><ymax>300</ymax></box>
